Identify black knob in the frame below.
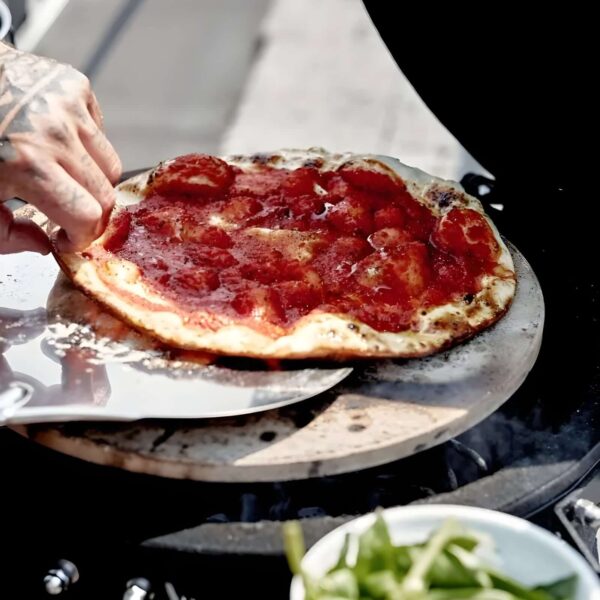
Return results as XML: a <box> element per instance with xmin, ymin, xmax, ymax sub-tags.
<box><xmin>43</xmin><ymin>559</ymin><xmax>79</xmax><ymax>595</ymax></box>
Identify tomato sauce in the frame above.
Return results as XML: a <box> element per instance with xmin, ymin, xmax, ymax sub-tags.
<box><xmin>103</xmin><ymin>154</ymin><xmax>501</xmax><ymax>333</ymax></box>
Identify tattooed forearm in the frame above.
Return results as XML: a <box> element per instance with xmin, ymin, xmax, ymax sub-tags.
<box><xmin>0</xmin><ymin>45</ymin><xmax>79</xmax><ymax>155</ymax></box>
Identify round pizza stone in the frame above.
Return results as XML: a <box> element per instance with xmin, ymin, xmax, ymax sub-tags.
<box><xmin>16</xmin><ymin>244</ymin><xmax>544</xmax><ymax>482</ymax></box>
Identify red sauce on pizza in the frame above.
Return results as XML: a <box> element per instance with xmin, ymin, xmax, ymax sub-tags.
<box><xmin>102</xmin><ymin>154</ymin><xmax>501</xmax><ymax>334</ymax></box>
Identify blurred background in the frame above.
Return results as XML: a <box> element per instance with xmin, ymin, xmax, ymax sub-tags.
<box><xmin>8</xmin><ymin>0</ymin><xmax>485</xmax><ymax>179</ymax></box>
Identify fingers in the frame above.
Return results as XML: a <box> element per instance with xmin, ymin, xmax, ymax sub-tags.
<box><xmin>2</xmin><ymin>140</ymin><xmax>112</xmax><ymax>251</ymax></box>
<box><xmin>0</xmin><ymin>204</ymin><xmax>51</xmax><ymax>255</ymax></box>
<box><xmin>44</xmin><ymin>97</ymin><xmax>120</xmax><ymax>232</ymax></box>
<box><xmin>79</xmin><ymin>125</ymin><xmax>122</xmax><ymax>186</ymax></box>
<box><xmin>18</xmin><ymin>164</ymin><xmax>103</xmax><ymax>251</ymax></box>
<box><xmin>3</xmin><ymin>118</ymin><xmax>119</xmax><ymax>251</ymax></box>
<box><xmin>79</xmin><ymin>98</ymin><xmax>122</xmax><ymax>185</ymax></box>
<box><xmin>59</xmin><ymin>136</ymin><xmax>116</xmax><ymax>222</ymax></box>
<box><xmin>87</xmin><ymin>91</ymin><xmax>104</xmax><ymax>131</ymax></box>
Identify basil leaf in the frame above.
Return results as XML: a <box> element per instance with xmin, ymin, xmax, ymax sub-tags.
<box><xmin>283</xmin><ymin>520</ymin><xmax>305</xmax><ymax>575</ymax></box>
<box><xmin>534</xmin><ymin>575</ymin><xmax>578</xmax><ymax>600</ymax></box>
<box><xmin>282</xmin><ymin>521</ymin><xmax>319</xmax><ymax>600</ymax></box>
<box><xmin>426</xmin><ymin>589</ymin><xmax>523</xmax><ymax>599</ymax></box>
<box><xmin>360</xmin><ymin>571</ymin><xmax>402</xmax><ymax>599</ymax></box>
<box><xmin>402</xmin><ymin>519</ymin><xmax>463</xmax><ymax>596</ymax></box>
<box><xmin>427</xmin><ymin>548</ymin><xmax>484</xmax><ymax>588</ymax></box>
<box><xmin>395</xmin><ymin>546</ymin><xmax>413</xmax><ymax>574</ymax></box>
<box><xmin>488</xmin><ymin>570</ymin><xmax>580</xmax><ymax>600</ymax></box>
<box><xmin>354</xmin><ymin>512</ymin><xmax>396</xmax><ymax>580</ymax></box>
<box><xmin>330</xmin><ymin>533</ymin><xmax>352</xmax><ymax>573</ymax></box>
<box><xmin>317</xmin><ymin>568</ymin><xmax>359</xmax><ymax>599</ymax></box>
<box><xmin>447</xmin><ymin>545</ymin><xmax>493</xmax><ymax>588</ymax></box>
<box><xmin>448</xmin><ymin>534</ymin><xmax>481</xmax><ymax>552</ymax></box>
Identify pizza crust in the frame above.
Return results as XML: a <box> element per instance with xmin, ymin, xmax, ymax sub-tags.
<box><xmin>55</xmin><ymin>149</ymin><xmax>516</xmax><ymax>359</ymax></box>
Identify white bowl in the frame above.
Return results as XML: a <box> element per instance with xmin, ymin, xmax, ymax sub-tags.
<box><xmin>290</xmin><ymin>504</ymin><xmax>600</xmax><ymax>599</ymax></box>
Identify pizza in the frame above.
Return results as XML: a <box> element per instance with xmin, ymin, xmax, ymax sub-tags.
<box><xmin>54</xmin><ymin>148</ymin><xmax>516</xmax><ymax>359</ymax></box>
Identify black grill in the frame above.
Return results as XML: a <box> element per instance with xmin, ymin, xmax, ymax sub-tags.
<box><xmin>2</xmin><ymin>176</ymin><xmax>599</xmax><ymax>599</ymax></box>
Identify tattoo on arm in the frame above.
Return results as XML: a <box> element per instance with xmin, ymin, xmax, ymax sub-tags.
<box><xmin>0</xmin><ymin>47</ymin><xmax>81</xmax><ymax>163</ymax></box>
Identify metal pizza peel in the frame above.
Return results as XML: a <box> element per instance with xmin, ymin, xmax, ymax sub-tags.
<box><xmin>0</xmin><ymin>248</ymin><xmax>352</xmax><ymax>425</ymax></box>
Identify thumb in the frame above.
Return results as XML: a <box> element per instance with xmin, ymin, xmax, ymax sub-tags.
<box><xmin>0</xmin><ymin>204</ymin><xmax>51</xmax><ymax>255</ymax></box>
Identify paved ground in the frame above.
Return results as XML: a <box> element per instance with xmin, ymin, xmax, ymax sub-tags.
<box><xmin>32</xmin><ymin>0</ymin><xmax>270</xmax><ymax>170</ymax></box>
<box><xmin>18</xmin><ymin>0</ymin><xmax>484</xmax><ymax>179</ymax></box>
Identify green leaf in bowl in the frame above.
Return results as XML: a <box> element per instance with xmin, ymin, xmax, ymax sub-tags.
<box><xmin>359</xmin><ymin>571</ymin><xmax>402</xmax><ymax>599</ymax></box>
<box><xmin>534</xmin><ymin>574</ymin><xmax>578</xmax><ymax>599</ymax></box>
<box><xmin>316</xmin><ymin>568</ymin><xmax>359</xmax><ymax>599</ymax></box>
<box><xmin>354</xmin><ymin>512</ymin><xmax>396</xmax><ymax>581</ymax></box>
<box><xmin>329</xmin><ymin>534</ymin><xmax>352</xmax><ymax>573</ymax></box>
<box><xmin>489</xmin><ymin>571</ymin><xmax>577</xmax><ymax>600</ymax></box>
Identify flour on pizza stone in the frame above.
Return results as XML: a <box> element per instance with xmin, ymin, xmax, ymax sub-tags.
<box><xmin>55</xmin><ymin>148</ymin><xmax>516</xmax><ymax>359</ymax></box>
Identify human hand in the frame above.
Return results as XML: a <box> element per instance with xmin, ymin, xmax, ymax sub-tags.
<box><xmin>0</xmin><ymin>42</ymin><xmax>122</xmax><ymax>254</ymax></box>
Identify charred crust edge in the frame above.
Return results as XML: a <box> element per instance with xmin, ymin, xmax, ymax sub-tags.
<box><xmin>426</xmin><ymin>184</ymin><xmax>468</xmax><ymax>209</ymax></box>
